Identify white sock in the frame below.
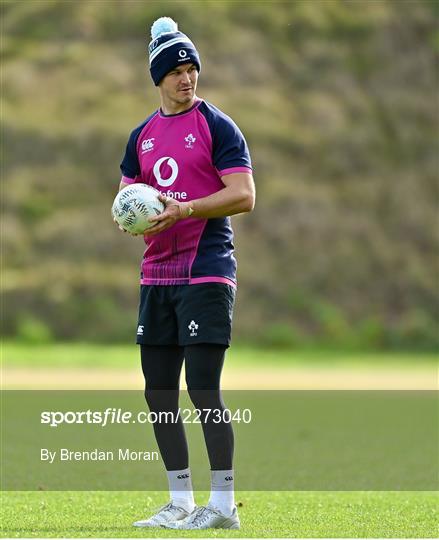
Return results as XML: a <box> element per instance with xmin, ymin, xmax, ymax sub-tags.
<box><xmin>166</xmin><ymin>468</ymin><xmax>195</xmax><ymax>512</ymax></box>
<box><xmin>208</xmin><ymin>469</ymin><xmax>235</xmax><ymax>517</ymax></box>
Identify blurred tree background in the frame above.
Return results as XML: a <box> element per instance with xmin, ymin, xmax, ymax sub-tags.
<box><xmin>2</xmin><ymin>0</ymin><xmax>438</xmax><ymax>349</ymax></box>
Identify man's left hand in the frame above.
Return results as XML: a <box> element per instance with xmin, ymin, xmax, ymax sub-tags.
<box><xmin>143</xmin><ymin>194</ymin><xmax>192</xmax><ymax>236</ymax></box>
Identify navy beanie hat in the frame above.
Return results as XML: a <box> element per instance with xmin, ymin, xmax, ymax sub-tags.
<box><xmin>148</xmin><ymin>17</ymin><xmax>201</xmax><ymax>86</ymax></box>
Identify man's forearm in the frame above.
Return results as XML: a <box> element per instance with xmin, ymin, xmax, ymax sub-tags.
<box><xmin>182</xmin><ymin>180</ymin><xmax>255</xmax><ymax>219</ymax></box>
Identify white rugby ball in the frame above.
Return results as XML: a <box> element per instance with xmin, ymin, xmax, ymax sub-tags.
<box><xmin>112</xmin><ymin>184</ymin><xmax>165</xmax><ymax>234</ymax></box>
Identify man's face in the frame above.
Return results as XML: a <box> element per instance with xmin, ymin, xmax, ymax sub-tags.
<box><xmin>159</xmin><ymin>63</ymin><xmax>198</xmax><ymax>106</ymax></box>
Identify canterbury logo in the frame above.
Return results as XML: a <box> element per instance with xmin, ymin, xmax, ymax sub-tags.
<box><xmin>141</xmin><ymin>138</ymin><xmax>155</xmax><ymax>153</ymax></box>
<box><xmin>225</xmin><ymin>476</ymin><xmax>233</xmax><ymax>481</ymax></box>
<box><xmin>177</xmin><ymin>474</ymin><xmax>190</xmax><ymax>479</ymax></box>
<box><xmin>153</xmin><ymin>156</ymin><xmax>178</xmax><ymax>187</ymax></box>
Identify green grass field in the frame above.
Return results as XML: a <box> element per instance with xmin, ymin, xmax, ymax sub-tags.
<box><xmin>2</xmin><ymin>341</ymin><xmax>437</xmax><ymax>368</ymax></box>
<box><xmin>2</xmin><ymin>343</ymin><xmax>437</xmax><ymax>537</ymax></box>
<box><xmin>1</xmin><ymin>491</ymin><xmax>438</xmax><ymax>538</ymax></box>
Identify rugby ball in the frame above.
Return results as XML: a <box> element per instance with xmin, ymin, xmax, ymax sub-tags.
<box><xmin>112</xmin><ymin>184</ymin><xmax>165</xmax><ymax>234</ymax></box>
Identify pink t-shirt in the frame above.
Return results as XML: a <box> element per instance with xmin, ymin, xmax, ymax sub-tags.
<box><xmin>120</xmin><ymin>99</ymin><xmax>252</xmax><ymax>287</ymax></box>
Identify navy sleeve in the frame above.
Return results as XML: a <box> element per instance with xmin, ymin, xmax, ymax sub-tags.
<box><xmin>120</xmin><ymin>128</ymin><xmax>141</xmax><ymax>179</ymax></box>
<box><xmin>120</xmin><ymin>112</ymin><xmax>157</xmax><ymax>179</ymax></box>
<box><xmin>199</xmin><ymin>101</ymin><xmax>252</xmax><ymax>173</ymax></box>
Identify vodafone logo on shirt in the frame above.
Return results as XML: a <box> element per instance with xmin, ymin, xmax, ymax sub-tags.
<box><xmin>153</xmin><ymin>157</ymin><xmax>178</xmax><ymax>187</ymax></box>
<box><xmin>152</xmin><ymin>156</ymin><xmax>188</xmax><ymax>200</ymax></box>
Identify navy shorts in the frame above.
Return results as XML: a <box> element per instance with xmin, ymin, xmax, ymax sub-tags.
<box><xmin>136</xmin><ymin>283</ymin><xmax>236</xmax><ymax>346</ymax></box>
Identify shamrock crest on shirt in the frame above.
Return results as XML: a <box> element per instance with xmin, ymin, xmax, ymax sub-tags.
<box><xmin>185</xmin><ymin>133</ymin><xmax>196</xmax><ymax>149</ymax></box>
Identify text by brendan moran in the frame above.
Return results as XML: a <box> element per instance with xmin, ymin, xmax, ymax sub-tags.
<box><xmin>40</xmin><ymin>448</ymin><xmax>159</xmax><ymax>463</ymax></box>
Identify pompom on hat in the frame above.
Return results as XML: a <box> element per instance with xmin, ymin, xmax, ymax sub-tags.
<box><xmin>148</xmin><ymin>17</ymin><xmax>201</xmax><ymax>86</ymax></box>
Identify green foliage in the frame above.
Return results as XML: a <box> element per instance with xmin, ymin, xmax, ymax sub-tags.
<box><xmin>259</xmin><ymin>323</ymin><xmax>302</xmax><ymax>349</ymax></box>
<box><xmin>355</xmin><ymin>316</ymin><xmax>386</xmax><ymax>349</ymax></box>
<box><xmin>15</xmin><ymin>316</ymin><xmax>53</xmax><ymax>345</ymax></box>
<box><xmin>308</xmin><ymin>300</ymin><xmax>351</xmax><ymax>344</ymax></box>
<box><xmin>2</xmin><ymin>0</ymin><xmax>438</xmax><ymax>349</ymax></box>
<box><xmin>386</xmin><ymin>309</ymin><xmax>439</xmax><ymax>351</ymax></box>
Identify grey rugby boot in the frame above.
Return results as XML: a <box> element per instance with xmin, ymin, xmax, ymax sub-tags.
<box><xmin>133</xmin><ymin>502</ymin><xmax>191</xmax><ymax>528</ymax></box>
<box><xmin>163</xmin><ymin>504</ymin><xmax>240</xmax><ymax>530</ymax></box>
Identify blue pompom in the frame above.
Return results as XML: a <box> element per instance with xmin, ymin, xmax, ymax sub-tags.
<box><xmin>151</xmin><ymin>17</ymin><xmax>178</xmax><ymax>40</ymax></box>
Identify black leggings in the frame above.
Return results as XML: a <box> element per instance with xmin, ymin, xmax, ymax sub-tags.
<box><xmin>140</xmin><ymin>344</ymin><xmax>234</xmax><ymax>471</ymax></box>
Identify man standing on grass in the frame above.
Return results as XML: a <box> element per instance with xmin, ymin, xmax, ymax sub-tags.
<box><xmin>117</xmin><ymin>16</ymin><xmax>255</xmax><ymax>530</ymax></box>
